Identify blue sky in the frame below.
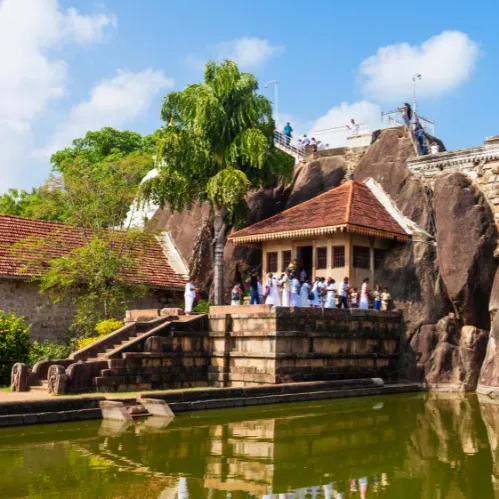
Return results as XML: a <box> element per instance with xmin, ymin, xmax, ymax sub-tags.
<box><xmin>0</xmin><ymin>0</ymin><xmax>496</xmax><ymax>192</ymax></box>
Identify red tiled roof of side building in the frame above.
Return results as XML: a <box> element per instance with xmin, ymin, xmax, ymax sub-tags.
<box><xmin>228</xmin><ymin>181</ymin><xmax>408</xmax><ymax>243</ymax></box>
<box><xmin>0</xmin><ymin>215</ymin><xmax>185</xmax><ymax>289</ymax></box>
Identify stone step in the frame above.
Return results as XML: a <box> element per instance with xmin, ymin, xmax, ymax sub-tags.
<box><xmin>29</xmin><ymin>385</ymin><xmax>48</xmax><ymax>392</ymax></box>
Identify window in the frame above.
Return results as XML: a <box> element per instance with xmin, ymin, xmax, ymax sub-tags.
<box><xmin>282</xmin><ymin>250</ymin><xmax>292</xmax><ymax>272</ymax></box>
<box><xmin>267</xmin><ymin>252</ymin><xmax>278</xmax><ymax>273</ymax></box>
<box><xmin>316</xmin><ymin>247</ymin><xmax>327</xmax><ymax>269</ymax></box>
<box><xmin>332</xmin><ymin>246</ymin><xmax>345</xmax><ymax>268</ymax></box>
<box><xmin>374</xmin><ymin>249</ymin><xmax>384</xmax><ymax>269</ymax></box>
<box><xmin>353</xmin><ymin>246</ymin><xmax>370</xmax><ymax>269</ymax></box>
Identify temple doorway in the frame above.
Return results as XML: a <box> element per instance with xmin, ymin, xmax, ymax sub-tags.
<box><xmin>298</xmin><ymin>246</ymin><xmax>313</xmax><ymax>281</ymax></box>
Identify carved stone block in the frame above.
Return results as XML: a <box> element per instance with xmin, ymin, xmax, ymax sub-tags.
<box><xmin>11</xmin><ymin>363</ymin><xmax>29</xmax><ymax>392</ymax></box>
<box><xmin>47</xmin><ymin>365</ymin><xmax>67</xmax><ymax>395</ymax></box>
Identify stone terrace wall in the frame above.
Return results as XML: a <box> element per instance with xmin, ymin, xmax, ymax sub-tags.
<box><xmin>209</xmin><ymin>306</ymin><xmax>402</xmax><ymax>387</ymax></box>
<box><xmin>0</xmin><ymin>278</ymin><xmax>182</xmax><ymax>342</ymax></box>
<box><xmin>407</xmin><ymin>137</ymin><xmax>499</xmax><ymax>226</ymax></box>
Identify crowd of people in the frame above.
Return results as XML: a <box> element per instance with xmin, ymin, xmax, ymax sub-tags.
<box><xmin>234</xmin><ymin>259</ymin><xmax>392</xmax><ymax>311</ymax></box>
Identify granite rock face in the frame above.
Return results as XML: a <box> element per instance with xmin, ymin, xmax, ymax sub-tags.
<box><xmin>433</xmin><ymin>173</ymin><xmax>498</xmax><ymax>330</ymax></box>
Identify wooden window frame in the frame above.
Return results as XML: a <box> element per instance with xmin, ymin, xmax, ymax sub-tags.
<box><xmin>282</xmin><ymin>250</ymin><xmax>292</xmax><ymax>272</ymax></box>
<box><xmin>332</xmin><ymin>246</ymin><xmax>345</xmax><ymax>268</ymax></box>
<box><xmin>374</xmin><ymin>248</ymin><xmax>384</xmax><ymax>270</ymax></box>
<box><xmin>353</xmin><ymin>246</ymin><xmax>370</xmax><ymax>269</ymax></box>
<box><xmin>267</xmin><ymin>252</ymin><xmax>278</xmax><ymax>273</ymax></box>
<box><xmin>316</xmin><ymin>247</ymin><xmax>327</xmax><ymax>270</ymax></box>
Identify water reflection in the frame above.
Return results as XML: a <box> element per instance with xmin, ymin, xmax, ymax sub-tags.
<box><xmin>3</xmin><ymin>393</ymin><xmax>499</xmax><ymax>498</ymax></box>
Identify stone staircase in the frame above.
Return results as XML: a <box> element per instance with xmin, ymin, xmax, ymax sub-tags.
<box><xmin>23</xmin><ymin>310</ymin><xmax>208</xmax><ymax>395</ymax></box>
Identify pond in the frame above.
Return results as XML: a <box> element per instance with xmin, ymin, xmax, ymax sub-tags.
<box><xmin>1</xmin><ymin>392</ymin><xmax>498</xmax><ymax>498</ymax></box>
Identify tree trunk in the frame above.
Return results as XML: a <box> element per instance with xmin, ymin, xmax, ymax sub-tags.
<box><xmin>212</xmin><ymin>204</ymin><xmax>227</xmax><ymax>305</ymax></box>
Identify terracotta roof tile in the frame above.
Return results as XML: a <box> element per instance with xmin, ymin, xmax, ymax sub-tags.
<box><xmin>0</xmin><ymin>215</ymin><xmax>185</xmax><ymax>289</ymax></box>
<box><xmin>229</xmin><ymin>181</ymin><xmax>407</xmax><ymax>242</ymax></box>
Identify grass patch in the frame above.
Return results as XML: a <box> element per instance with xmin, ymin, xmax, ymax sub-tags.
<box><xmin>0</xmin><ymin>386</ymin><xmax>11</xmax><ymax>392</ymax></box>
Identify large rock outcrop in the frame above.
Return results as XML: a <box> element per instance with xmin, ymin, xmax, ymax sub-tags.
<box><xmin>433</xmin><ymin>172</ymin><xmax>498</xmax><ymax>330</ymax></box>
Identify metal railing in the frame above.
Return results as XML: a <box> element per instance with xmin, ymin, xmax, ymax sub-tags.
<box><xmin>311</xmin><ymin>123</ymin><xmax>368</xmax><ymax>136</ymax></box>
<box><xmin>274</xmin><ymin>130</ymin><xmax>307</xmax><ymax>158</ymax></box>
<box><xmin>381</xmin><ymin>110</ymin><xmax>435</xmax><ymax>136</ymax></box>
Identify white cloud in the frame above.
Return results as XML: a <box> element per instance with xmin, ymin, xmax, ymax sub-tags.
<box><xmin>0</xmin><ymin>0</ymin><xmax>116</xmax><ymax>189</ymax></box>
<box><xmin>308</xmin><ymin>101</ymin><xmax>382</xmax><ymax>148</ymax></box>
<box><xmin>359</xmin><ymin>30</ymin><xmax>480</xmax><ymax>101</ymax></box>
<box><xmin>188</xmin><ymin>37</ymin><xmax>284</xmax><ymax>70</ymax></box>
<box><xmin>37</xmin><ymin>69</ymin><xmax>173</xmax><ymax>157</ymax></box>
<box><xmin>215</xmin><ymin>37</ymin><xmax>284</xmax><ymax>68</ymax></box>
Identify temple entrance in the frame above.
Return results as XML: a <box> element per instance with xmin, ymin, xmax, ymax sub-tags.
<box><xmin>298</xmin><ymin>246</ymin><xmax>313</xmax><ymax>281</ymax></box>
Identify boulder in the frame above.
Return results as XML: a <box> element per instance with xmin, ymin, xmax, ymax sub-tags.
<box><xmin>433</xmin><ymin>172</ymin><xmax>498</xmax><ymax>330</ymax></box>
<box><xmin>354</xmin><ymin>127</ymin><xmax>433</xmax><ymax>230</ymax></box>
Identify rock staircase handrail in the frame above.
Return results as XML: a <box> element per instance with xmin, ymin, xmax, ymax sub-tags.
<box><xmin>105</xmin><ymin>314</ymin><xmax>207</xmax><ymax>360</ymax></box>
<box><xmin>70</xmin><ymin>317</ymin><xmax>170</xmax><ymax>361</ymax></box>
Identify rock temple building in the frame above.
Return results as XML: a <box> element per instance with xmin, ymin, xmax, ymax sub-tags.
<box><xmin>228</xmin><ymin>180</ymin><xmax>409</xmax><ymax>284</ymax></box>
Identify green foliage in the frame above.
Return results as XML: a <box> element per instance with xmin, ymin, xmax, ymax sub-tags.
<box><xmin>95</xmin><ymin>318</ymin><xmax>124</xmax><ymax>336</ymax></box>
<box><xmin>141</xmin><ymin>60</ymin><xmax>294</xmax><ymax>222</ymax></box>
<box><xmin>0</xmin><ymin>311</ymin><xmax>31</xmax><ymax>384</ymax></box>
<box><xmin>193</xmin><ymin>300</ymin><xmax>214</xmax><ymax>313</ymax></box>
<box><xmin>27</xmin><ymin>340</ymin><xmax>72</xmax><ymax>367</ymax></box>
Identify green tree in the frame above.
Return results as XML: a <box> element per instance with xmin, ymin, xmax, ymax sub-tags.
<box><xmin>14</xmin><ymin>157</ymin><xmax>153</xmax><ymax>336</ymax></box>
<box><xmin>141</xmin><ymin>60</ymin><xmax>293</xmax><ymax>304</ymax></box>
<box><xmin>0</xmin><ymin>128</ymin><xmax>156</xmax><ymax>223</ymax></box>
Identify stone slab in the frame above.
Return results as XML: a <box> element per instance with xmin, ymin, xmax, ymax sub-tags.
<box><xmin>99</xmin><ymin>400</ymin><xmax>133</xmax><ymax>421</ymax></box>
<box><xmin>209</xmin><ymin>305</ymin><xmax>273</xmax><ymax>315</ymax></box>
<box><xmin>141</xmin><ymin>398</ymin><xmax>175</xmax><ymax>417</ymax></box>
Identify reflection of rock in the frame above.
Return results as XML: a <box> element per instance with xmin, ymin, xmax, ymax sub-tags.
<box><xmin>426</xmin><ymin>317</ymin><xmax>488</xmax><ymax>391</ymax></box>
<box><xmin>433</xmin><ymin>173</ymin><xmax>498</xmax><ymax>329</ymax></box>
<box><xmin>478</xmin><ymin>272</ymin><xmax>499</xmax><ymax>394</ymax></box>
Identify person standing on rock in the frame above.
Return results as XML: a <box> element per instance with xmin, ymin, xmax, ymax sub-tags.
<box><xmin>310</xmin><ymin>277</ymin><xmax>321</xmax><ymax>308</ymax></box>
<box><xmin>381</xmin><ymin>287</ymin><xmax>392</xmax><ymax>311</ymax></box>
<box><xmin>184</xmin><ymin>278</ymin><xmax>197</xmax><ymax>315</ymax></box>
<box><xmin>347</xmin><ymin>119</ymin><xmax>359</xmax><ymax>136</ymax></box>
<box><xmin>359</xmin><ymin>278</ymin><xmax>370</xmax><ymax>309</ymax></box>
<box><xmin>398</xmin><ymin>103</ymin><xmax>412</xmax><ymax>128</ymax></box>
<box><xmin>257</xmin><ymin>276</ymin><xmax>264</xmax><ymax>303</ymax></box>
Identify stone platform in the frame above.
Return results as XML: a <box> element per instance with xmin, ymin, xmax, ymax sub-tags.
<box><xmin>209</xmin><ymin>306</ymin><xmax>402</xmax><ymax>386</ymax></box>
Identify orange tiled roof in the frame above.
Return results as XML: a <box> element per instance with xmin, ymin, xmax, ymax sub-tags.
<box><xmin>0</xmin><ymin>215</ymin><xmax>185</xmax><ymax>289</ymax></box>
<box><xmin>229</xmin><ymin>181</ymin><xmax>408</xmax><ymax>244</ymax></box>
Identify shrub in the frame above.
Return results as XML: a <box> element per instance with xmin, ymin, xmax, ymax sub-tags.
<box><xmin>95</xmin><ymin>319</ymin><xmax>124</xmax><ymax>336</ymax></box>
<box><xmin>27</xmin><ymin>340</ymin><xmax>72</xmax><ymax>367</ymax></box>
<box><xmin>0</xmin><ymin>311</ymin><xmax>31</xmax><ymax>385</ymax></box>
<box><xmin>75</xmin><ymin>318</ymin><xmax>124</xmax><ymax>351</ymax></box>
<box><xmin>193</xmin><ymin>300</ymin><xmax>214</xmax><ymax>313</ymax></box>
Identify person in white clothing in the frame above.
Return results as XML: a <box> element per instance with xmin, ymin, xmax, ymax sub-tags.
<box><xmin>290</xmin><ymin>274</ymin><xmax>300</xmax><ymax>306</ymax></box>
<box><xmin>325</xmin><ymin>278</ymin><xmax>336</xmax><ymax>308</ymax></box>
<box><xmin>265</xmin><ymin>273</ymin><xmax>281</xmax><ymax>306</ymax></box>
<box><xmin>231</xmin><ymin>284</ymin><xmax>242</xmax><ymax>306</ymax></box>
<box><xmin>299</xmin><ymin>266</ymin><xmax>307</xmax><ymax>282</ymax></box>
<box><xmin>279</xmin><ymin>271</ymin><xmax>291</xmax><ymax>306</ymax></box>
<box><xmin>430</xmin><ymin>141</ymin><xmax>440</xmax><ymax>154</ymax></box>
<box><xmin>359</xmin><ymin>278</ymin><xmax>370</xmax><ymax>309</ymax></box>
<box><xmin>257</xmin><ymin>278</ymin><xmax>263</xmax><ymax>303</ymax></box>
<box><xmin>317</xmin><ymin>141</ymin><xmax>326</xmax><ymax>151</ymax></box>
<box><xmin>310</xmin><ymin>278</ymin><xmax>321</xmax><ymax>307</ymax></box>
<box><xmin>300</xmin><ymin>279</ymin><xmax>311</xmax><ymax>307</ymax></box>
<box><xmin>184</xmin><ymin>279</ymin><xmax>196</xmax><ymax>315</ymax></box>
<box><xmin>347</xmin><ymin>118</ymin><xmax>359</xmax><ymax>136</ymax></box>
<box><xmin>318</xmin><ymin>277</ymin><xmax>327</xmax><ymax>308</ymax></box>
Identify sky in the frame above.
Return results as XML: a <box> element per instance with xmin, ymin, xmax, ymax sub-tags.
<box><xmin>0</xmin><ymin>0</ymin><xmax>496</xmax><ymax>193</ymax></box>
